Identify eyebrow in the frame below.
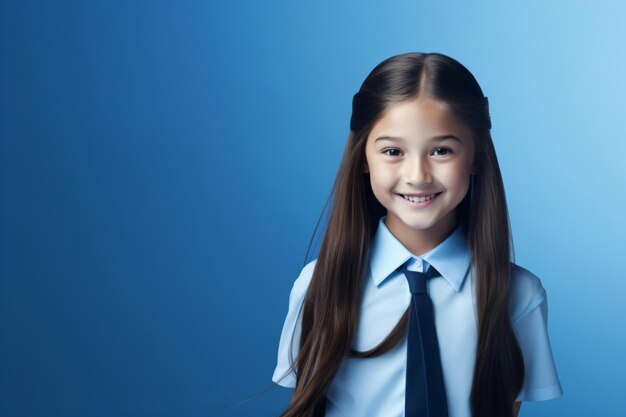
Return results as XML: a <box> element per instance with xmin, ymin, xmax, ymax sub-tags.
<box><xmin>374</xmin><ymin>134</ymin><xmax>462</xmax><ymax>143</ymax></box>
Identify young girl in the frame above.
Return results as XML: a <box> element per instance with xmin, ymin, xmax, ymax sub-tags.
<box><xmin>271</xmin><ymin>52</ymin><xmax>563</xmax><ymax>417</ymax></box>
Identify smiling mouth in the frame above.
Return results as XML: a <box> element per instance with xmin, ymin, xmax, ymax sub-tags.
<box><xmin>398</xmin><ymin>192</ymin><xmax>442</xmax><ymax>203</ymax></box>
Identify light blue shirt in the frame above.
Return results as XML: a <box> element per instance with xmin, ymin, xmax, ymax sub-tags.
<box><xmin>272</xmin><ymin>215</ymin><xmax>563</xmax><ymax>417</ymax></box>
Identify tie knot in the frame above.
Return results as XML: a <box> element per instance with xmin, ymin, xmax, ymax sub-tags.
<box><xmin>400</xmin><ymin>265</ymin><xmax>441</xmax><ymax>294</ymax></box>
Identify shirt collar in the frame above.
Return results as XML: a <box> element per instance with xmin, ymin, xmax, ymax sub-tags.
<box><xmin>368</xmin><ymin>215</ymin><xmax>471</xmax><ymax>292</ymax></box>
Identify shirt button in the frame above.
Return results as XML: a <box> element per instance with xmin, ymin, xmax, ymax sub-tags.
<box><xmin>414</xmin><ymin>258</ymin><xmax>422</xmax><ymax>269</ymax></box>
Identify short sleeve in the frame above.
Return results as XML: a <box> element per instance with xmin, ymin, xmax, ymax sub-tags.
<box><xmin>512</xmin><ymin>284</ymin><xmax>564</xmax><ymax>401</ymax></box>
<box><xmin>271</xmin><ymin>260</ymin><xmax>316</xmax><ymax>388</ymax></box>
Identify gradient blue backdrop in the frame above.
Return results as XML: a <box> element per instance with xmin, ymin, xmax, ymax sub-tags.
<box><xmin>2</xmin><ymin>1</ymin><xmax>625</xmax><ymax>416</ymax></box>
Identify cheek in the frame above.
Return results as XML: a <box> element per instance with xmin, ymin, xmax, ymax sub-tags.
<box><xmin>452</xmin><ymin>174</ymin><xmax>472</xmax><ymax>198</ymax></box>
<box><xmin>369</xmin><ymin>166</ymin><xmax>395</xmax><ymax>190</ymax></box>
<box><xmin>448</xmin><ymin>162</ymin><xmax>472</xmax><ymax>184</ymax></box>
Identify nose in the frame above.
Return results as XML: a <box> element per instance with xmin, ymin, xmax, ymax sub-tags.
<box><xmin>403</xmin><ymin>154</ymin><xmax>432</xmax><ymax>185</ymax></box>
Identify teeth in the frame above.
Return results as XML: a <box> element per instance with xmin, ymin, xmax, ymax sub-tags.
<box><xmin>403</xmin><ymin>193</ymin><xmax>437</xmax><ymax>203</ymax></box>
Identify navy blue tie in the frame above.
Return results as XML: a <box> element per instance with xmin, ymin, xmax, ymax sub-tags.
<box><xmin>400</xmin><ymin>264</ymin><xmax>449</xmax><ymax>417</ymax></box>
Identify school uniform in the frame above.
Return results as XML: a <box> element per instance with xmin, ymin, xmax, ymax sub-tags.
<box><xmin>272</xmin><ymin>214</ymin><xmax>563</xmax><ymax>417</ymax></box>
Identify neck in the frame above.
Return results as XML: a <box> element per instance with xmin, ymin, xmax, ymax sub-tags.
<box><xmin>384</xmin><ymin>212</ymin><xmax>458</xmax><ymax>257</ymax></box>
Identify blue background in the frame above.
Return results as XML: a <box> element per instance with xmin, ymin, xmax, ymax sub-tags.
<box><xmin>1</xmin><ymin>1</ymin><xmax>625</xmax><ymax>416</ymax></box>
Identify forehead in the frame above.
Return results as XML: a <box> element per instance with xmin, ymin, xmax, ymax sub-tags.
<box><xmin>367</xmin><ymin>98</ymin><xmax>473</xmax><ymax>144</ymax></box>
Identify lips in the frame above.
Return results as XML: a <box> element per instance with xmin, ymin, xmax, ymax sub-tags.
<box><xmin>403</xmin><ymin>193</ymin><xmax>436</xmax><ymax>202</ymax></box>
<box><xmin>397</xmin><ymin>192</ymin><xmax>442</xmax><ymax>200</ymax></box>
<box><xmin>394</xmin><ymin>192</ymin><xmax>443</xmax><ymax>209</ymax></box>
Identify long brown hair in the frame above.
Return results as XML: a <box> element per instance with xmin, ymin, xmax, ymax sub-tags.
<box><xmin>277</xmin><ymin>52</ymin><xmax>524</xmax><ymax>417</ymax></box>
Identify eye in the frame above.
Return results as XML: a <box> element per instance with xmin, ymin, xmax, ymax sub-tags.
<box><xmin>432</xmin><ymin>147</ymin><xmax>453</xmax><ymax>156</ymax></box>
<box><xmin>383</xmin><ymin>148</ymin><xmax>403</xmax><ymax>157</ymax></box>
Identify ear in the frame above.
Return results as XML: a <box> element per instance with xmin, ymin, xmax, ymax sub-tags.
<box><xmin>362</xmin><ymin>160</ymin><xmax>369</xmax><ymax>174</ymax></box>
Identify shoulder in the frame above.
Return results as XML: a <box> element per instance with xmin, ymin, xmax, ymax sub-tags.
<box><xmin>508</xmin><ymin>262</ymin><xmax>548</xmax><ymax>324</ymax></box>
<box><xmin>272</xmin><ymin>258</ymin><xmax>318</xmax><ymax>388</ymax></box>
<box><xmin>290</xmin><ymin>258</ymin><xmax>318</xmax><ymax>302</ymax></box>
<box><xmin>508</xmin><ymin>263</ymin><xmax>564</xmax><ymax>401</ymax></box>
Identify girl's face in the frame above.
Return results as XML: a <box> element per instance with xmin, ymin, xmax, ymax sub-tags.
<box><xmin>363</xmin><ymin>97</ymin><xmax>476</xmax><ymax>254</ymax></box>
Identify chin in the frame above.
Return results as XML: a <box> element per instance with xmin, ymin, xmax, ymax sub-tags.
<box><xmin>393</xmin><ymin>215</ymin><xmax>438</xmax><ymax>231</ymax></box>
